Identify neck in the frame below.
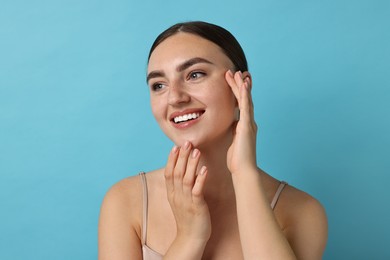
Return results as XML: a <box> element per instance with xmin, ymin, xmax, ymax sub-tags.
<box><xmin>196</xmin><ymin>132</ymin><xmax>235</xmax><ymax>204</ymax></box>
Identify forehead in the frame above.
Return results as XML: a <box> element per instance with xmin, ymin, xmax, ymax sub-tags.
<box><xmin>148</xmin><ymin>32</ymin><xmax>233</xmax><ymax>72</ymax></box>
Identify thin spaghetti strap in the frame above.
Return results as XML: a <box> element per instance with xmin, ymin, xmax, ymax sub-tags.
<box><xmin>139</xmin><ymin>172</ymin><xmax>148</xmax><ymax>245</ymax></box>
<box><xmin>270</xmin><ymin>181</ymin><xmax>287</xmax><ymax>210</ymax></box>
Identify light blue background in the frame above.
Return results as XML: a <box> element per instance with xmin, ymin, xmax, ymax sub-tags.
<box><xmin>0</xmin><ymin>0</ymin><xmax>389</xmax><ymax>259</ymax></box>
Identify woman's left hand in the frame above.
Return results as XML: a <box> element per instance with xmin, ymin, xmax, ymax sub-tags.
<box><xmin>225</xmin><ymin>70</ymin><xmax>258</xmax><ymax>174</ymax></box>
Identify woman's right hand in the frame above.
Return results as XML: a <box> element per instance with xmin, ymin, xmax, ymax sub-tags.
<box><xmin>164</xmin><ymin>141</ymin><xmax>211</xmax><ymax>248</ymax></box>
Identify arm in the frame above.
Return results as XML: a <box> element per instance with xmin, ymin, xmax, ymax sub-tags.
<box><xmin>283</xmin><ymin>191</ymin><xmax>328</xmax><ymax>260</ymax></box>
<box><xmin>233</xmin><ymin>171</ymin><xmax>327</xmax><ymax>260</ymax></box>
<box><xmin>225</xmin><ymin>70</ymin><xmax>327</xmax><ymax>259</ymax></box>
<box><xmin>232</xmin><ymin>170</ymin><xmax>297</xmax><ymax>259</ymax></box>
<box><xmin>98</xmin><ymin>178</ymin><xmax>143</xmax><ymax>260</ymax></box>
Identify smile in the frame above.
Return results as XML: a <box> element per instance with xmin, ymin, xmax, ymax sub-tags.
<box><xmin>174</xmin><ymin>112</ymin><xmax>201</xmax><ymax>124</ymax></box>
<box><xmin>170</xmin><ymin>109</ymin><xmax>205</xmax><ymax>125</ymax></box>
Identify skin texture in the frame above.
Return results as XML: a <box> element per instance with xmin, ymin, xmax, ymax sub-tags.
<box><xmin>98</xmin><ymin>32</ymin><xmax>328</xmax><ymax>259</ymax></box>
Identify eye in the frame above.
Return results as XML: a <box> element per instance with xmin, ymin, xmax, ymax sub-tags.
<box><xmin>151</xmin><ymin>82</ymin><xmax>165</xmax><ymax>92</ymax></box>
<box><xmin>188</xmin><ymin>71</ymin><xmax>205</xmax><ymax>80</ymax></box>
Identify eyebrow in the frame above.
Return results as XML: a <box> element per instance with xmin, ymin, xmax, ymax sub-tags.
<box><xmin>146</xmin><ymin>71</ymin><xmax>165</xmax><ymax>84</ymax></box>
<box><xmin>146</xmin><ymin>57</ymin><xmax>214</xmax><ymax>83</ymax></box>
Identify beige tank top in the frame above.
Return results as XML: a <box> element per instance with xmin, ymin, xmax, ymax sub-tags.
<box><xmin>139</xmin><ymin>172</ymin><xmax>287</xmax><ymax>260</ymax></box>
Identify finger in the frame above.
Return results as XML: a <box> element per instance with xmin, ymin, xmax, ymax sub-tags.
<box><xmin>239</xmin><ymin>77</ymin><xmax>257</xmax><ymax>131</ymax></box>
<box><xmin>243</xmin><ymin>75</ymin><xmax>255</xmax><ymax>119</ymax></box>
<box><xmin>242</xmin><ymin>71</ymin><xmax>252</xmax><ymax>90</ymax></box>
<box><xmin>234</xmin><ymin>71</ymin><xmax>245</xmax><ymax>111</ymax></box>
<box><xmin>233</xmin><ymin>71</ymin><xmax>248</xmax><ymax>105</ymax></box>
<box><xmin>247</xmin><ymin>83</ymin><xmax>255</xmax><ymax>123</ymax></box>
<box><xmin>164</xmin><ymin>146</ymin><xmax>179</xmax><ymax>195</ymax></box>
<box><xmin>233</xmin><ymin>71</ymin><xmax>251</xmax><ymax>108</ymax></box>
<box><xmin>173</xmin><ymin>141</ymin><xmax>192</xmax><ymax>192</ymax></box>
<box><xmin>238</xmin><ymin>79</ymin><xmax>252</xmax><ymax>124</ymax></box>
<box><xmin>234</xmin><ymin>70</ymin><xmax>245</xmax><ymax>85</ymax></box>
<box><xmin>234</xmin><ymin>71</ymin><xmax>251</xmax><ymax>90</ymax></box>
<box><xmin>225</xmin><ymin>70</ymin><xmax>240</xmax><ymax>101</ymax></box>
<box><xmin>182</xmin><ymin>148</ymin><xmax>201</xmax><ymax>196</ymax></box>
<box><xmin>192</xmin><ymin>166</ymin><xmax>208</xmax><ymax>204</ymax></box>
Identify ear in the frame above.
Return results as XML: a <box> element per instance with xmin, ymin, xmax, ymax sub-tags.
<box><xmin>242</xmin><ymin>71</ymin><xmax>252</xmax><ymax>85</ymax></box>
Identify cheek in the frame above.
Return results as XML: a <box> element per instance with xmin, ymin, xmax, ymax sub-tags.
<box><xmin>205</xmin><ymin>92</ymin><xmax>236</xmax><ymax>124</ymax></box>
<box><xmin>150</xmin><ymin>98</ymin><xmax>165</xmax><ymax>122</ymax></box>
<box><xmin>213</xmin><ymin>83</ymin><xmax>237</xmax><ymax>109</ymax></box>
<box><xmin>219</xmin><ymin>92</ymin><xmax>237</xmax><ymax>122</ymax></box>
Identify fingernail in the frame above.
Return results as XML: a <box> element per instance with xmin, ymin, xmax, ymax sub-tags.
<box><xmin>192</xmin><ymin>149</ymin><xmax>199</xmax><ymax>158</ymax></box>
<box><xmin>184</xmin><ymin>141</ymin><xmax>191</xmax><ymax>150</ymax></box>
<box><xmin>172</xmin><ymin>146</ymin><xmax>178</xmax><ymax>154</ymax></box>
<box><xmin>200</xmin><ymin>166</ymin><xmax>207</xmax><ymax>175</ymax></box>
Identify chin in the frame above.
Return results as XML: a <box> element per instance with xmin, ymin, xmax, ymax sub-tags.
<box><xmin>172</xmin><ymin>138</ymin><xmax>199</xmax><ymax>148</ymax></box>
<box><xmin>168</xmin><ymin>133</ymin><xmax>204</xmax><ymax>148</ymax></box>
<box><xmin>167</xmin><ymin>126</ymin><xmax>232</xmax><ymax>149</ymax></box>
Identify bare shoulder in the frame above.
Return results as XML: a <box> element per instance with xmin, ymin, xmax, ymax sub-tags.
<box><xmin>100</xmin><ymin>169</ymin><xmax>165</xmax><ymax>214</ymax></box>
<box><xmin>98</xmin><ymin>173</ymin><xmax>145</xmax><ymax>259</ymax></box>
<box><xmin>100</xmin><ymin>174</ymin><xmax>144</xmax><ymax>222</ymax></box>
<box><xmin>276</xmin><ymin>183</ymin><xmax>328</xmax><ymax>260</ymax></box>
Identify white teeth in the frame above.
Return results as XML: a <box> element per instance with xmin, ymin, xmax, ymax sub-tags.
<box><xmin>174</xmin><ymin>112</ymin><xmax>201</xmax><ymax>123</ymax></box>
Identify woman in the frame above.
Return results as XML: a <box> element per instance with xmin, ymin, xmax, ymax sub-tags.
<box><xmin>98</xmin><ymin>21</ymin><xmax>328</xmax><ymax>259</ymax></box>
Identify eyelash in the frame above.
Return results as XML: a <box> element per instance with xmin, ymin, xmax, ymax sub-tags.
<box><xmin>150</xmin><ymin>71</ymin><xmax>206</xmax><ymax>92</ymax></box>
<box><xmin>151</xmin><ymin>83</ymin><xmax>164</xmax><ymax>91</ymax></box>
<box><xmin>187</xmin><ymin>71</ymin><xmax>206</xmax><ymax>80</ymax></box>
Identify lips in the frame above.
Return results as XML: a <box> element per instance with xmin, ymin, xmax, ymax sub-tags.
<box><xmin>169</xmin><ymin>109</ymin><xmax>205</xmax><ymax>124</ymax></box>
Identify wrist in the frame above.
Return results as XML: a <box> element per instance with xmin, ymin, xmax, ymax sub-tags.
<box><xmin>165</xmin><ymin>235</ymin><xmax>208</xmax><ymax>259</ymax></box>
<box><xmin>230</xmin><ymin>165</ymin><xmax>259</xmax><ymax>177</ymax></box>
<box><xmin>231</xmin><ymin>166</ymin><xmax>262</xmax><ymax>188</ymax></box>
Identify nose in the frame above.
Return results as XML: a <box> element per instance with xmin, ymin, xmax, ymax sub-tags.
<box><xmin>168</xmin><ymin>83</ymin><xmax>190</xmax><ymax>106</ymax></box>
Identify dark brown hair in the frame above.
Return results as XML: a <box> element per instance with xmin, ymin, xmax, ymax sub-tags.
<box><xmin>147</xmin><ymin>21</ymin><xmax>248</xmax><ymax>72</ymax></box>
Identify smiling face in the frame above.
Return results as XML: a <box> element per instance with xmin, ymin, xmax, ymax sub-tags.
<box><xmin>147</xmin><ymin>32</ymin><xmax>237</xmax><ymax>148</ymax></box>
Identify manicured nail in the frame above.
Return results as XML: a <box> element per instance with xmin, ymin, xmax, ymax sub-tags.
<box><xmin>192</xmin><ymin>149</ymin><xmax>199</xmax><ymax>158</ymax></box>
<box><xmin>200</xmin><ymin>166</ymin><xmax>207</xmax><ymax>175</ymax></box>
<box><xmin>172</xmin><ymin>146</ymin><xmax>178</xmax><ymax>154</ymax></box>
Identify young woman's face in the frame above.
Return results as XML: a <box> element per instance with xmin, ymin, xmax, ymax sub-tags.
<box><xmin>147</xmin><ymin>32</ymin><xmax>237</xmax><ymax>147</ymax></box>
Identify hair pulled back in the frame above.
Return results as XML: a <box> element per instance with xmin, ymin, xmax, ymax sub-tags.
<box><xmin>147</xmin><ymin>21</ymin><xmax>248</xmax><ymax>72</ymax></box>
